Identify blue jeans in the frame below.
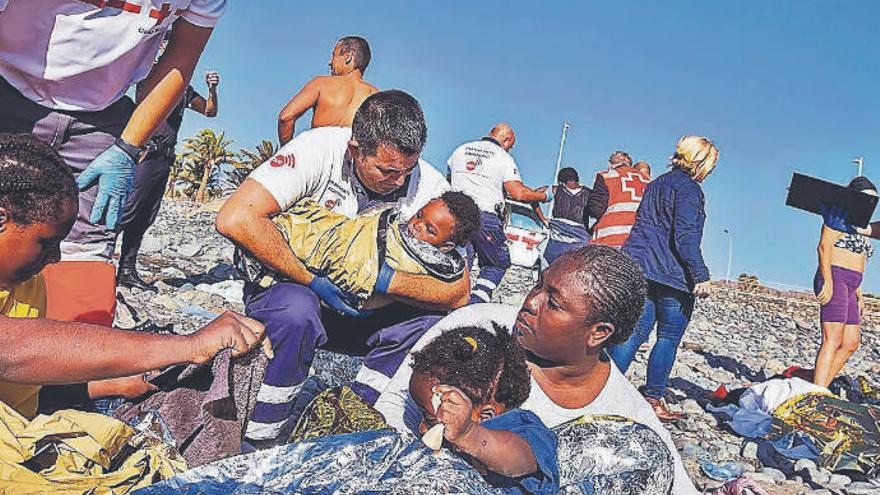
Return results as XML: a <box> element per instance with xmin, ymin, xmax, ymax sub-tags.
<box><xmin>608</xmin><ymin>281</ymin><xmax>694</xmax><ymax>399</ymax></box>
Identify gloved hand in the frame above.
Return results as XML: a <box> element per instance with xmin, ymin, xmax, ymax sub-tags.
<box><xmin>819</xmin><ymin>203</ymin><xmax>856</xmax><ymax>234</ymax></box>
<box><xmin>374</xmin><ymin>262</ymin><xmax>396</xmax><ymax>294</ymax></box>
<box><xmin>308</xmin><ymin>275</ymin><xmax>366</xmax><ymax>317</ymax></box>
<box><xmin>536</xmin><ymin>185</ymin><xmax>552</xmax><ymax>203</ymax></box>
<box><xmin>76</xmin><ymin>141</ymin><xmax>138</xmax><ymax>230</ymax></box>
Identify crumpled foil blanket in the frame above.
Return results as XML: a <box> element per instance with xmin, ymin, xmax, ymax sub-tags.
<box><xmin>135</xmin><ymin>416</ymin><xmax>674</xmax><ymax>494</ymax></box>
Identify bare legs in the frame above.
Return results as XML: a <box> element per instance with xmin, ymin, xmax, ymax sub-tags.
<box><xmin>813</xmin><ymin>322</ymin><xmax>861</xmax><ymax>387</ymax></box>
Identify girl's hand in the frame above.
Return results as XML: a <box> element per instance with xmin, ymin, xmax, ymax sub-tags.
<box><xmin>857</xmin><ymin>293</ymin><xmax>866</xmax><ymax>315</ymax></box>
<box><xmin>817</xmin><ymin>283</ymin><xmax>833</xmax><ymax>306</ymax></box>
<box><xmin>433</xmin><ymin>385</ymin><xmax>475</xmax><ymax>443</ymax></box>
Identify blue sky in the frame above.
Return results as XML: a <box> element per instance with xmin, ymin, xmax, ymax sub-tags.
<box><xmin>179</xmin><ymin>1</ymin><xmax>880</xmax><ymax>292</ymax></box>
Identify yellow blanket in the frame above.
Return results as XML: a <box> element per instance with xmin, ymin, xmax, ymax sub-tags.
<box><xmin>0</xmin><ymin>401</ymin><xmax>186</xmax><ymax>494</ymax></box>
<box><xmin>245</xmin><ymin>200</ymin><xmax>464</xmax><ymax>302</ymax></box>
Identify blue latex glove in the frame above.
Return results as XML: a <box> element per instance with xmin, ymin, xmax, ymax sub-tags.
<box><xmin>540</xmin><ymin>186</ymin><xmax>553</xmax><ymax>203</ymax></box>
<box><xmin>76</xmin><ymin>143</ymin><xmax>137</xmax><ymax>230</ymax></box>
<box><xmin>308</xmin><ymin>275</ymin><xmax>366</xmax><ymax>317</ymax></box>
<box><xmin>819</xmin><ymin>203</ymin><xmax>856</xmax><ymax>234</ymax></box>
<box><xmin>374</xmin><ymin>262</ymin><xmax>395</xmax><ymax>294</ymax></box>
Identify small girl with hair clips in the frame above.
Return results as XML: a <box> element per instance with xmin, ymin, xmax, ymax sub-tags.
<box><xmin>408</xmin><ymin>324</ymin><xmax>559</xmax><ymax>495</ymax></box>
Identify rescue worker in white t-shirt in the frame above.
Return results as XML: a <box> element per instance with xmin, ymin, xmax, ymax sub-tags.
<box><xmin>216</xmin><ymin>90</ymin><xmax>471</xmax><ymax>448</ymax></box>
<box><xmin>447</xmin><ymin>123</ymin><xmax>550</xmax><ymax>304</ymax></box>
<box><xmin>0</xmin><ymin>0</ymin><xmax>225</xmax><ymax>326</ymax></box>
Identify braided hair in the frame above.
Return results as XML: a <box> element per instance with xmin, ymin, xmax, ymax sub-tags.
<box><xmin>557</xmin><ymin>245</ymin><xmax>647</xmax><ymax>346</ymax></box>
<box><xmin>0</xmin><ymin>134</ymin><xmax>77</xmax><ymax>225</ymax></box>
<box><xmin>411</xmin><ymin>323</ymin><xmax>530</xmax><ymax>409</ymax></box>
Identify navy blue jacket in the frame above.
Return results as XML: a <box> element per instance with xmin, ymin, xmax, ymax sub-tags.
<box><xmin>623</xmin><ymin>168</ymin><xmax>710</xmax><ymax>293</ymax></box>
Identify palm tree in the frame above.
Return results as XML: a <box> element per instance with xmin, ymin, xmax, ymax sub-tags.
<box><xmin>238</xmin><ymin>139</ymin><xmax>278</xmax><ymax>172</ymax></box>
<box><xmin>229</xmin><ymin>139</ymin><xmax>278</xmax><ymax>188</ymax></box>
<box><xmin>179</xmin><ymin>128</ymin><xmax>235</xmax><ymax>202</ymax></box>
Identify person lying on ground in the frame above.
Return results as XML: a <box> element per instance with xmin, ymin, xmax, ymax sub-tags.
<box><xmin>0</xmin><ymin>133</ymin><xmax>269</xmax><ymax>419</ymax></box>
<box><xmin>360</xmin><ymin>246</ymin><xmax>700</xmax><ymax>494</ymax></box>
<box><xmin>290</xmin><ymin>324</ymin><xmax>558</xmax><ymax>495</ymax></box>
<box><xmin>277</xmin><ymin>36</ymin><xmax>379</xmax><ymax>145</ymax></box>
<box><xmin>237</xmin><ymin>191</ymin><xmax>480</xmax><ymax>309</ymax></box>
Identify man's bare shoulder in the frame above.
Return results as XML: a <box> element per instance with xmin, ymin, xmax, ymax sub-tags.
<box><xmin>362</xmin><ymin>80</ymin><xmax>380</xmax><ymax>93</ymax></box>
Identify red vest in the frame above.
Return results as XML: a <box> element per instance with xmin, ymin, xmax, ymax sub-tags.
<box><xmin>592</xmin><ymin>166</ymin><xmax>649</xmax><ymax>247</ymax></box>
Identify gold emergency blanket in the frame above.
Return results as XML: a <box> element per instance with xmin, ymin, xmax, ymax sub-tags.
<box><xmin>240</xmin><ymin>200</ymin><xmax>464</xmax><ymax>302</ymax></box>
<box><xmin>771</xmin><ymin>392</ymin><xmax>880</xmax><ymax>478</ymax></box>
<box><xmin>289</xmin><ymin>385</ymin><xmax>388</xmax><ymax>444</ymax></box>
<box><xmin>0</xmin><ymin>401</ymin><xmax>186</xmax><ymax>494</ymax></box>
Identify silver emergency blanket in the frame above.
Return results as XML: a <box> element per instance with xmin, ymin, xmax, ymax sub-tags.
<box><xmin>135</xmin><ymin>416</ymin><xmax>673</xmax><ymax>495</ymax></box>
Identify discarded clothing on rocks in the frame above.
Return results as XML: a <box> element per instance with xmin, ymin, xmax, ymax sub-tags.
<box><xmin>113</xmin><ymin>349</ymin><xmax>267</xmax><ymax>468</ymax></box>
<box><xmin>0</xmin><ymin>400</ymin><xmax>185</xmax><ymax>494</ymax></box>
<box><xmin>235</xmin><ymin>199</ymin><xmax>465</xmax><ymax>304</ymax></box>
<box><xmin>134</xmin><ymin>414</ymin><xmax>674</xmax><ymax>495</ymax></box>
<box><xmin>709</xmin><ymin>378</ymin><xmax>880</xmax><ymax>478</ymax></box>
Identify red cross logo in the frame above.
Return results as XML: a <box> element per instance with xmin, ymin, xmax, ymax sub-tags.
<box><xmin>620</xmin><ymin>172</ymin><xmax>648</xmax><ymax>201</ymax></box>
<box><xmin>150</xmin><ymin>3</ymin><xmax>173</xmax><ymax>25</ymax></box>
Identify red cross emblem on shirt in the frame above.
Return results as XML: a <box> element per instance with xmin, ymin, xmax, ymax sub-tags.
<box><xmin>150</xmin><ymin>3</ymin><xmax>173</xmax><ymax>25</ymax></box>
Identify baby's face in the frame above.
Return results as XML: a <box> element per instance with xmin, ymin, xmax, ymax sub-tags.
<box><xmin>407</xmin><ymin>199</ymin><xmax>456</xmax><ymax>250</ymax></box>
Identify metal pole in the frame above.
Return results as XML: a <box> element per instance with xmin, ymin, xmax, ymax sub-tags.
<box><xmin>548</xmin><ymin>122</ymin><xmax>570</xmax><ymax>219</ymax></box>
<box><xmin>854</xmin><ymin>157</ymin><xmax>864</xmax><ymax>177</ymax></box>
<box><xmin>724</xmin><ymin>229</ymin><xmax>733</xmax><ymax>282</ymax></box>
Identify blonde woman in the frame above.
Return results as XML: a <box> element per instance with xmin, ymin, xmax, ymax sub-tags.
<box><xmin>813</xmin><ymin>177</ymin><xmax>876</xmax><ymax>387</ymax></box>
<box><xmin>609</xmin><ymin>136</ymin><xmax>719</xmax><ymax>421</ymax></box>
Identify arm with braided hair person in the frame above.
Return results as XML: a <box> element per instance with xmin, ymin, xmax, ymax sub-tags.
<box><xmin>408</xmin><ymin>324</ymin><xmax>558</xmax><ymax>492</ymax></box>
<box><xmin>0</xmin><ymin>134</ymin><xmax>270</xmax><ymax>418</ymax></box>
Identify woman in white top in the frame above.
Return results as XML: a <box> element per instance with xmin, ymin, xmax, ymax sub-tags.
<box><xmin>370</xmin><ymin>245</ymin><xmax>700</xmax><ymax>494</ymax></box>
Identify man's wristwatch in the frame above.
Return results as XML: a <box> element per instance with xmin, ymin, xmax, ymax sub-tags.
<box><xmin>114</xmin><ymin>137</ymin><xmax>142</xmax><ymax>162</ymax></box>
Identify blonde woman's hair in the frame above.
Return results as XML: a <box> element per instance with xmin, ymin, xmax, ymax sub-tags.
<box><xmin>671</xmin><ymin>136</ymin><xmax>719</xmax><ymax>182</ymax></box>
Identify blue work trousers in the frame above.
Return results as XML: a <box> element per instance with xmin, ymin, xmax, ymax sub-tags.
<box><xmin>243</xmin><ymin>281</ymin><xmax>440</xmax><ymax>445</ymax></box>
<box><xmin>468</xmin><ymin>211</ymin><xmax>511</xmax><ymax>304</ymax></box>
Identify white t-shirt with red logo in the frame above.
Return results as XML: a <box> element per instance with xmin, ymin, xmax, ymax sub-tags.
<box><xmin>0</xmin><ymin>0</ymin><xmax>226</xmax><ymax>111</ymax></box>
<box><xmin>248</xmin><ymin>126</ymin><xmax>449</xmax><ymax>221</ymax></box>
<box><xmin>447</xmin><ymin>138</ymin><xmax>521</xmax><ymax>213</ymax></box>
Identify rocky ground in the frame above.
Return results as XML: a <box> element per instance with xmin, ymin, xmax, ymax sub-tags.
<box><xmin>116</xmin><ymin>200</ymin><xmax>880</xmax><ymax>495</ymax></box>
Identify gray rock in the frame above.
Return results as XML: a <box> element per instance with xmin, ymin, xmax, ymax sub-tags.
<box><xmin>681</xmin><ymin>399</ymin><xmax>703</xmax><ymax>415</ymax></box>
<box><xmin>826</xmin><ymin>474</ymin><xmax>851</xmax><ymax>488</ymax></box>
<box><xmin>845</xmin><ymin>482</ymin><xmax>880</xmax><ymax>495</ymax></box>
<box><xmin>740</xmin><ymin>440</ymin><xmax>759</xmax><ymax>460</ymax></box>
<box><xmin>140</xmin><ymin>234</ymin><xmax>167</xmax><ymax>254</ymax></box>
<box><xmin>744</xmin><ymin>468</ymin><xmax>785</xmax><ymax>484</ymax></box>
<box><xmin>794</xmin><ymin>459</ymin><xmax>818</xmax><ymax>472</ymax></box>
<box><xmin>196</xmin><ymin>280</ymin><xmax>243</xmax><ymax>303</ymax></box>
<box><xmin>757</xmin><ymin>467</ymin><xmax>786</xmax><ymax>483</ymax></box>
<box><xmin>175</xmin><ymin>242</ymin><xmax>203</xmax><ymax>257</ymax></box>
<box><xmin>801</xmin><ymin>467</ymin><xmax>831</xmax><ymax>485</ymax></box>
<box><xmin>160</xmin><ymin>266</ymin><xmax>187</xmax><ymax>279</ymax></box>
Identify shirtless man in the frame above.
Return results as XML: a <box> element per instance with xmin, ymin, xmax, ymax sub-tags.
<box><xmin>277</xmin><ymin>36</ymin><xmax>379</xmax><ymax>145</ymax></box>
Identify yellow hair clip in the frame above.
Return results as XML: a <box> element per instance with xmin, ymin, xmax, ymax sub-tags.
<box><xmin>463</xmin><ymin>336</ymin><xmax>478</xmax><ymax>353</ymax></box>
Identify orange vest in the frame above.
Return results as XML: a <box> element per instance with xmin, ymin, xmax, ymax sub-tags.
<box><xmin>592</xmin><ymin>166</ymin><xmax>649</xmax><ymax>247</ymax></box>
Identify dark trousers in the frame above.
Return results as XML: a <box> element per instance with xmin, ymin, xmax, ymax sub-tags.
<box><xmin>468</xmin><ymin>211</ymin><xmax>511</xmax><ymax>304</ymax></box>
<box><xmin>608</xmin><ymin>281</ymin><xmax>695</xmax><ymax>399</ymax></box>
<box><xmin>0</xmin><ymin>76</ymin><xmax>135</xmax><ymax>259</ymax></box>
<box><xmin>118</xmin><ymin>145</ymin><xmax>174</xmax><ymax>268</ymax></box>
<box><xmin>242</xmin><ymin>281</ymin><xmax>440</xmax><ymax>443</ymax></box>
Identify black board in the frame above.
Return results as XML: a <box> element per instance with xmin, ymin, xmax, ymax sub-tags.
<box><xmin>786</xmin><ymin>172</ymin><xmax>878</xmax><ymax>228</ymax></box>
